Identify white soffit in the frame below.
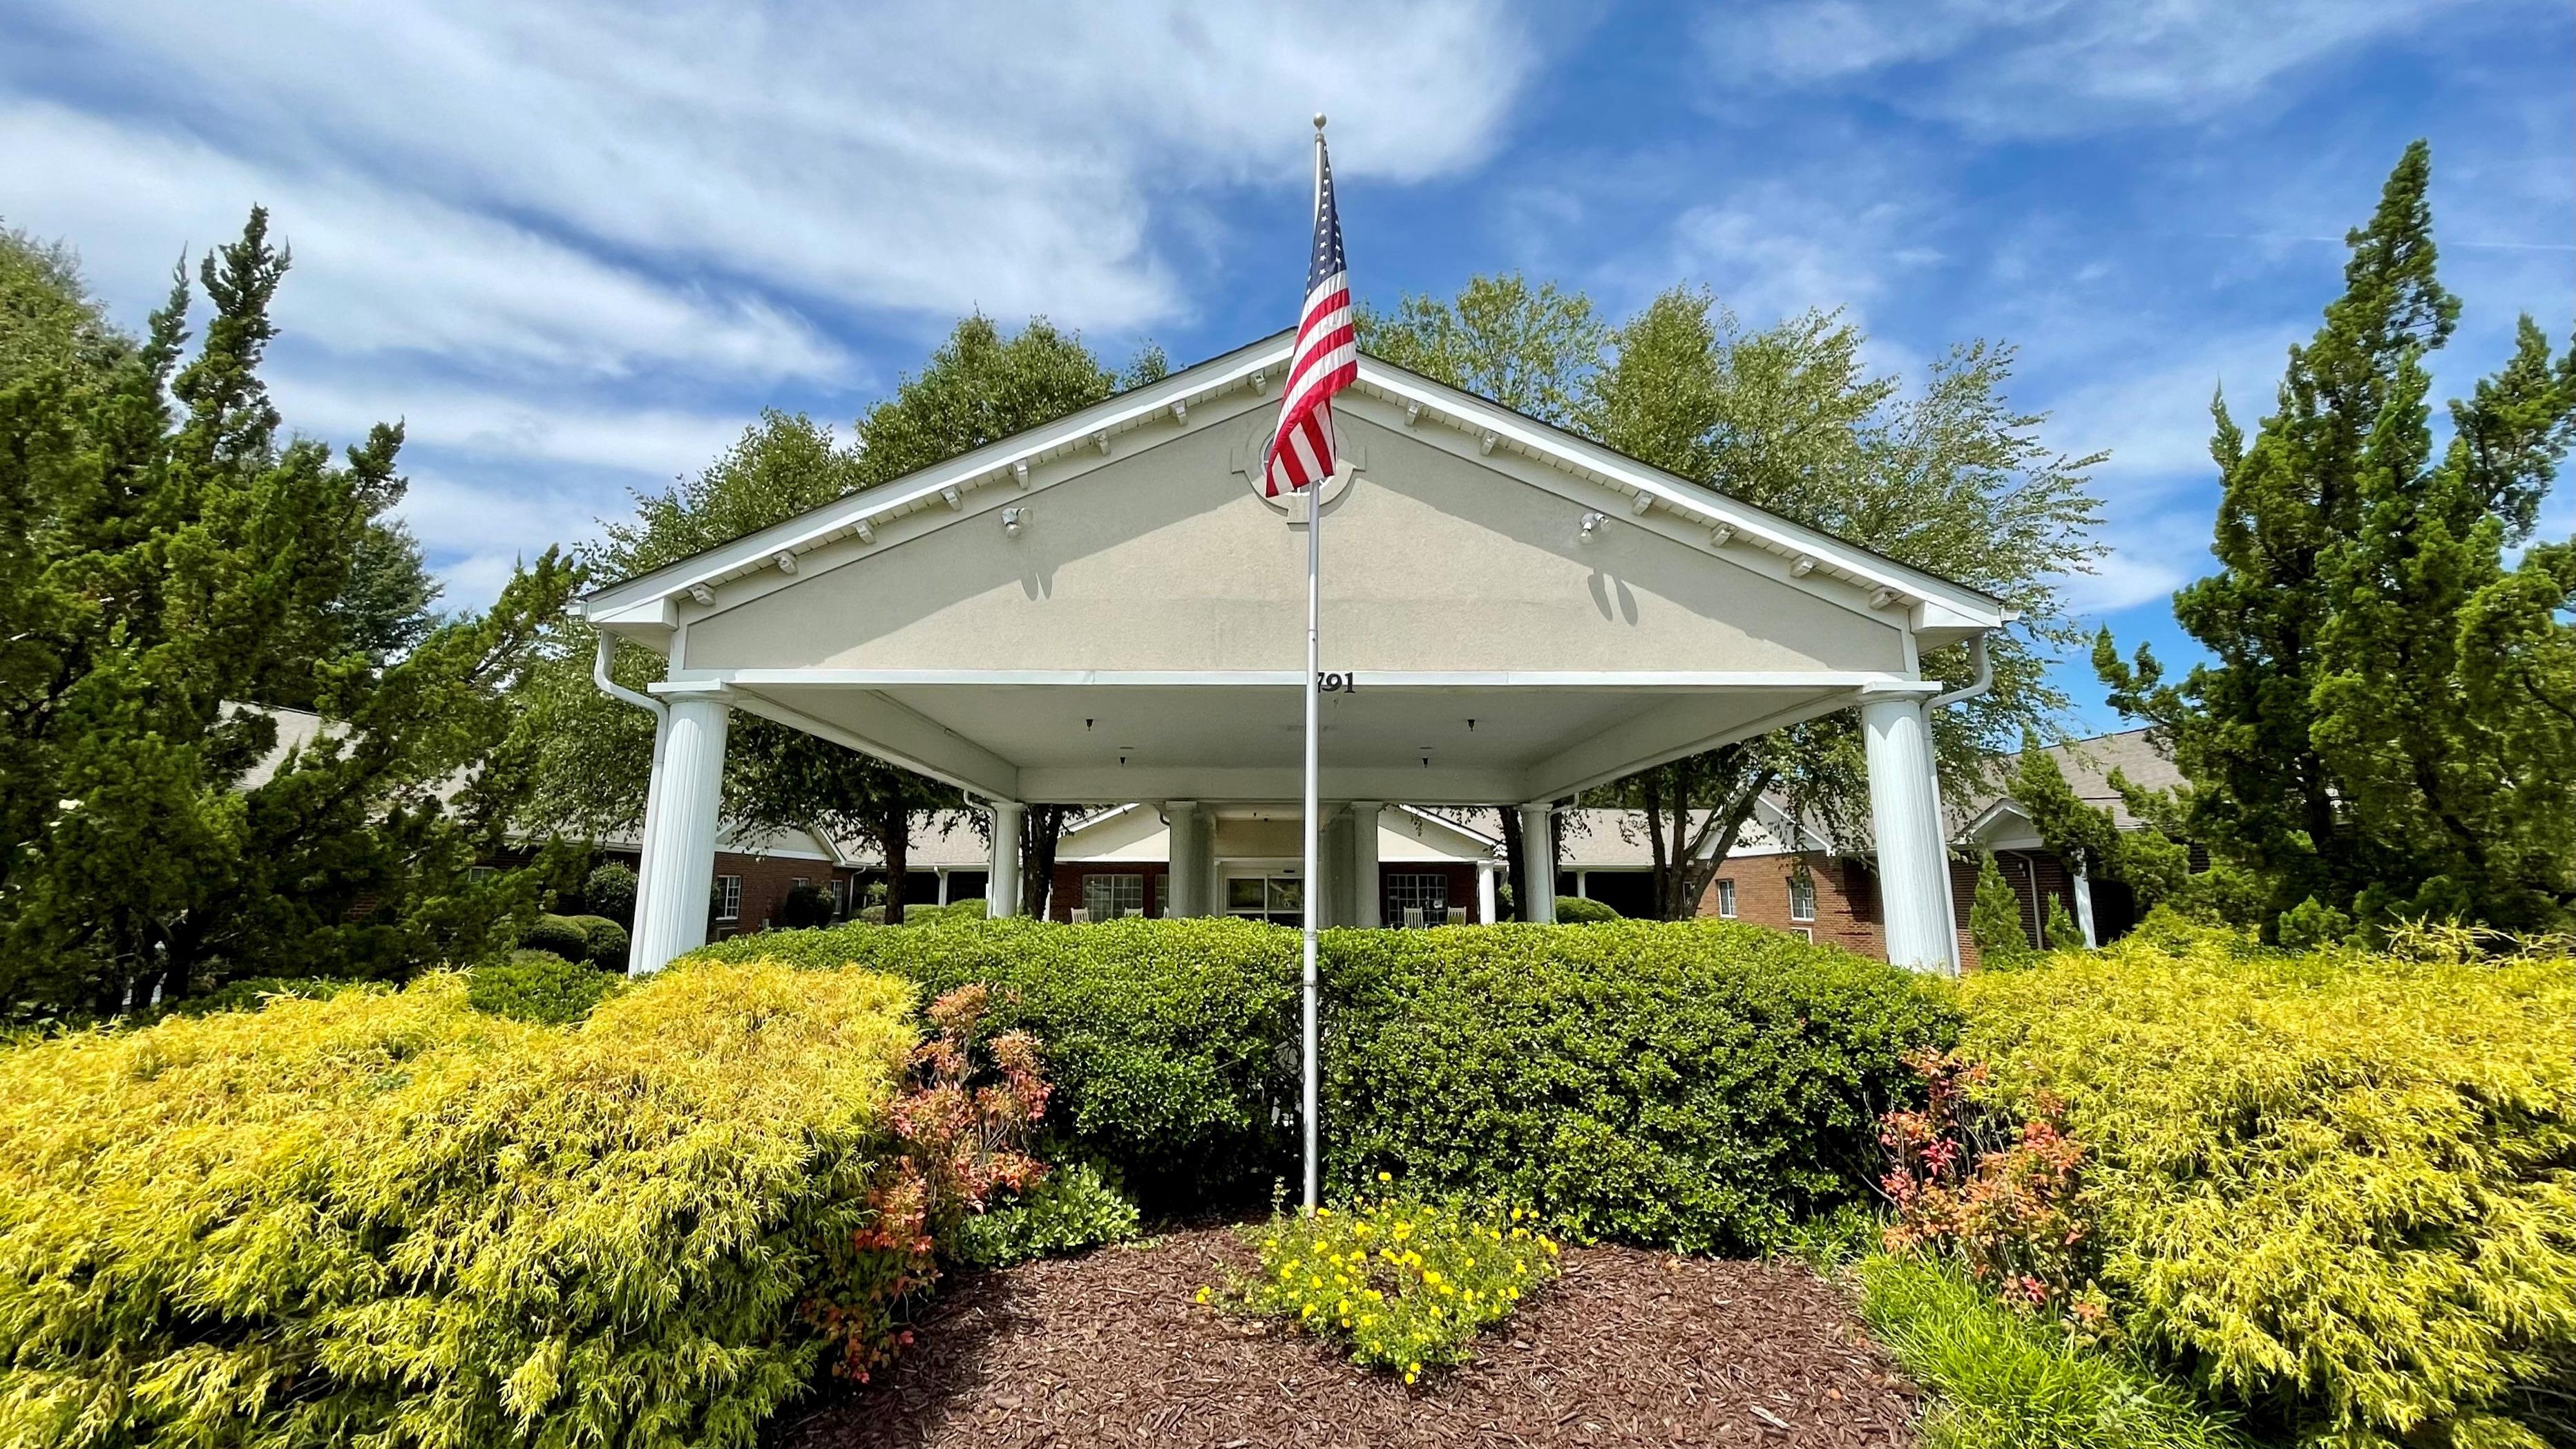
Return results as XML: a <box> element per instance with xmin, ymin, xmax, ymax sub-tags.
<box><xmin>575</xmin><ymin>334</ymin><xmax>2007</xmax><ymax>641</ymax></box>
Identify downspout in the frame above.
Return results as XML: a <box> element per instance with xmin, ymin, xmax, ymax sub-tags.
<box><xmin>1923</xmin><ymin>633</ymin><xmax>1995</xmax><ymax>970</ymax></box>
<box><xmin>594</xmin><ymin>631</ymin><xmax>668</xmax><ymax>719</ymax></box>
<box><xmin>594</xmin><ymin>632</ymin><xmax>670</xmax><ymax>949</ymax></box>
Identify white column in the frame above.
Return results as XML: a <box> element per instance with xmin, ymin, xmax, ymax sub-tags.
<box><xmin>1518</xmin><ymin>804</ymin><xmax>1557</xmax><ymax>922</ymax></box>
<box><xmin>1351</xmin><ymin>800</ymin><xmax>1382</xmax><ymax>927</ymax></box>
<box><xmin>2070</xmin><ymin>862</ymin><xmax>2099</xmax><ymax>947</ymax></box>
<box><xmin>1476</xmin><ymin>860</ymin><xmax>1498</xmax><ymax>925</ymax></box>
<box><xmin>1322</xmin><ymin>807</ymin><xmax>1355</xmax><ymax>927</ymax></box>
<box><xmin>1165</xmin><ymin>800</ymin><xmax>1202</xmax><ymax>918</ymax></box>
<box><xmin>1198</xmin><ymin>808</ymin><xmax>1223</xmax><ymax>916</ymax></box>
<box><xmin>631</xmin><ymin>692</ymin><xmax>730</xmax><ymax>975</ymax></box>
<box><xmin>986</xmin><ymin>800</ymin><xmax>1024</xmax><ymax>918</ymax></box>
<box><xmin>1862</xmin><ymin>692</ymin><xmax>1956</xmax><ymax>974</ymax></box>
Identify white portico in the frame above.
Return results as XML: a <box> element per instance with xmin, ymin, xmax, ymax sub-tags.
<box><xmin>576</xmin><ymin>334</ymin><xmax>2009</xmax><ymax>975</ymax></box>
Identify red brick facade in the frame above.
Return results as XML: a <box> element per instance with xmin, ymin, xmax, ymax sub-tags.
<box><xmin>596</xmin><ymin>847</ymin><xmax>861</xmax><ymax>940</ymax></box>
<box><xmin>1694</xmin><ymin>849</ymin><xmax>2087</xmax><ymax>971</ymax></box>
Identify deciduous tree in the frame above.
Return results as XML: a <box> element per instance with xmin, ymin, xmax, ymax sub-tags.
<box><xmin>520</xmin><ymin>317</ymin><xmax>1161</xmax><ymax>922</ymax></box>
<box><xmin>1366</xmin><ymin>276</ymin><xmax>2103</xmax><ymax>916</ymax></box>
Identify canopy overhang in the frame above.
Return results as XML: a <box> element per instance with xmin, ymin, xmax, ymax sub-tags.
<box><xmin>579</xmin><ymin>334</ymin><xmax>2005</xmax><ymax>972</ymax></box>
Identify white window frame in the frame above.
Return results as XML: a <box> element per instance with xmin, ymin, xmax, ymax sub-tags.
<box><xmin>716</xmin><ymin>874</ymin><xmax>743</xmax><ymax>922</ymax></box>
<box><xmin>1082</xmin><ymin>873</ymin><xmax>1145</xmax><ymax>921</ymax></box>
<box><xmin>1788</xmin><ymin>871</ymin><xmax>1816</xmax><ymax>922</ymax></box>
<box><xmin>1385</xmin><ymin>872</ymin><xmax>1449</xmax><ymax>927</ymax></box>
<box><xmin>1715</xmin><ymin>878</ymin><xmax>1737</xmax><ymax>918</ymax></box>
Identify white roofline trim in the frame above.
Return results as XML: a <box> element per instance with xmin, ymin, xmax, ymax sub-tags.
<box><xmin>576</xmin><ymin>335</ymin><xmax>2008</xmax><ymax>637</ymax></box>
<box><xmin>1393</xmin><ymin>803</ymin><xmax>1500</xmax><ymax>849</ymax></box>
<box><xmin>679</xmin><ymin>667</ymin><xmax>1916</xmax><ymax>690</ymax></box>
<box><xmin>579</xmin><ymin>333</ymin><xmax>1295</xmax><ymax>621</ymax></box>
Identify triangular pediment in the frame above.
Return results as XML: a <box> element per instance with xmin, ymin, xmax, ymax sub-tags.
<box><xmin>579</xmin><ymin>336</ymin><xmax>2006</xmax><ymax>670</ymax></box>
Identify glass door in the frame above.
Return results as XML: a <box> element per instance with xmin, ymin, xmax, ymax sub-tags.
<box><xmin>1225</xmin><ymin>874</ymin><xmax>1304</xmax><ymax>927</ymax></box>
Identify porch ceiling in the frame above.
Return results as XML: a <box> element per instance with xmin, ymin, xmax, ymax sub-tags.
<box><xmin>718</xmin><ymin>674</ymin><xmax>1872</xmax><ymax>806</ymax></box>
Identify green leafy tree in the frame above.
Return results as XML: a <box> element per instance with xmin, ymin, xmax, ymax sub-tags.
<box><xmin>1359</xmin><ymin>273</ymin><xmax>1604</xmax><ymax>424</ymax></box>
<box><xmin>2097</xmin><ymin>142</ymin><xmax>2576</xmax><ymax>936</ymax></box>
<box><xmin>0</xmin><ymin>210</ymin><xmax>575</xmax><ymax>1016</ymax></box>
<box><xmin>522</xmin><ymin>317</ymin><xmax>1159</xmax><ymax>922</ymax></box>
<box><xmin>1969</xmin><ymin>853</ymin><xmax>2028</xmax><ymax>967</ymax></box>
<box><xmin>1368</xmin><ymin>277</ymin><xmax>2103</xmax><ymax>916</ymax></box>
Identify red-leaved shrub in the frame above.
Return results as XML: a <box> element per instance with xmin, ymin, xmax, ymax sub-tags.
<box><xmin>1878</xmin><ymin>1048</ymin><xmax>2102</xmax><ymax>1327</ymax></box>
<box><xmin>803</xmin><ymin>985</ymin><xmax>1056</xmax><ymax>1381</ymax></box>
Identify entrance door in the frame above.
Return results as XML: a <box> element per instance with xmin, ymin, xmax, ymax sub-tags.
<box><xmin>1224</xmin><ymin>873</ymin><xmax>1304</xmax><ymax>927</ymax></box>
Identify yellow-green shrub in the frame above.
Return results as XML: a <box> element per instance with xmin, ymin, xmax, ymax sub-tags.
<box><xmin>1962</xmin><ymin>925</ymin><xmax>2576</xmax><ymax>1448</ymax></box>
<box><xmin>0</xmin><ymin>958</ymin><xmax>915</xmax><ymax>1449</ymax></box>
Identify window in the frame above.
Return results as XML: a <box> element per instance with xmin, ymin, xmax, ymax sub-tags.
<box><xmin>1226</xmin><ymin>874</ymin><xmax>1302</xmax><ymax>927</ymax></box>
<box><xmin>1154</xmin><ymin>873</ymin><xmax>1170</xmax><ymax>917</ymax></box>
<box><xmin>467</xmin><ymin>865</ymin><xmax>498</xmax><ymax>884</ymax></box>
<box><xmin>831</xmin><ymin>878</ymin><xmax>850</xmax><ymax>918</ymax></box>
<box><xmin>1788</xmin><ymin>872</ymin><xmax>1816</xmax><ymax>922</ymax></box>
<box><xmin>1386</xmin><ymin>873</ymin><xmax>1448</xmax><ymax>927</ymax></box>
<box><xmin>715</xmin><ymin>875</ymin><xmax>743</xmax><ymax>922</ymax></box>
<box><xmin>1715</xmin><ymin>879</ymin><xmax>1737</xmax><ymax>918</ymax></box>
<box><xmin>1082</xmin><ymin>873</ymin><xmax>1145</xmax><ymax>920</ymax></box>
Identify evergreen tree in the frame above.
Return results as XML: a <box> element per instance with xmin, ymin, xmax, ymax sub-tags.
<box><xmin>2043</xmin><ymin>893</ymin><xmax>2085</xmax><ymax>952</ymax></box>
<box><xmin>2098</xmin><ymin>143</ymin><xmax>2576</xmax><ymax>936</ymax></box>
<box><xmin>0</xmin><ymin>211</ymin><xmax>575</xmax><ymax>1016</ymax></box>
<box><xmin>1969</xmin><ymin>853</ymin><xmax>2029</xmax><ymax>967</ymax></box>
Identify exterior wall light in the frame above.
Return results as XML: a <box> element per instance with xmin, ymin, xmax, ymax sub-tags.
<box><xmin>687</xmin><ymin>583</ymin><xmax>716</xmax><ymax>605</ymax></box>
<box><xmin>1002</xmin><ymin>506</ymin><xmax>1027</xmax><ymax>538</ymax></box>
<box><xmin>1577</xmin><ymin>510</ymin><xmax>1607</xmax><ymax>544</ymax></box>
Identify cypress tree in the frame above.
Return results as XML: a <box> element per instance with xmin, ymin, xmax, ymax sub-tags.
<box><xmin>2099</xmin><ymin>142</ymin><xmax>2576</xmax><ymax>936</ymax></box>
<box><xmin>1969</xmin><ymin>853</ymin><xmax>2028</xmax><ymax>967</ymax></box>
<box><xmin>0</xmin><ymin>211</ymin><xmax>575</xmax><ymax>1014</ymax></box>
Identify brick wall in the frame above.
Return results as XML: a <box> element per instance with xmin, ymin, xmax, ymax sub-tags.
<box><xmin>1699</xmin><ymin>849</ymin><xmax>2054</xmax><ymax>972</ymax></box>
<box><xmin>700</xmin><ymin>853</ymin><xmax>857</xmax><ymax>938</ymax></box>
<box><xmin>1049</xmin><ymin>862</ymin><xmax>1173</xmax><ymax>922</ymax></box>
<box><xmin>1699</xmin><ymin>851</ymin><xmax>1887</xmax><ymax>956</ymax></box>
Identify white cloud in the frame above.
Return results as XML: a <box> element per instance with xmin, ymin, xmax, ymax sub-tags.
<box><xmin>1698</xmin><ymin>0</ymin><xmax>2499</xmax><ymax>137</ymax></box>
<box><xmin>1</xmin><ymin>102</ymin><xmax>843</xmax><ymax>381</ymax></box>
<box><xmin>273</xmin><ymin>373</ymin><xmax>747</xmax><ymax>478</ymax></box>
<box><xmin>12</xmin><ymin>1</ymin><xmax>1534</xmax><ymax>330</ymax></box>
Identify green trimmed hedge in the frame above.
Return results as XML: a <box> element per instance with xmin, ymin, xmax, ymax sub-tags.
<box><xmin>1327</xmin><ymin>922</ymin><xmax>1958</xmax><ymax>1251</ymax></box>
<box><xmin>700</xmin><ymin>918</ymin><xmax>1297</xmax><ymax>1209</ymax></box>
<box><xmin>692</xmin><ymin>918</ymin><xmax>1957</xmax><ymax>1244</ymax></box>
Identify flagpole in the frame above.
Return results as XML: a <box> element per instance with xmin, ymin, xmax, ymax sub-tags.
<box><xmin>1299</xmin><ymin>112</ymin><xmax>1326</xmax><ymax>1215</ymax></box>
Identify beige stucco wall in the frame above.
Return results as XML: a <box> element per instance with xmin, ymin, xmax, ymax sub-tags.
<box><xmin>683</xmin><ymin>412</ymin><xmax>1905</xmax><ymax>674</ymax></box>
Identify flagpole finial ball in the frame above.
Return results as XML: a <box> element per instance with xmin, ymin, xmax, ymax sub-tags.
<box><xmin>1313</xmin><ymin>112</ymin><xmax>1327</xmax><ymax>131</ymax></box>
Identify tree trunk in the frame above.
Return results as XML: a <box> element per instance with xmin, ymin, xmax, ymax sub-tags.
<box><xmin>1499</xmin><ymin>807</ymin><xmax>1526</xmax><ymax>921</ymax></box>
<box><xmin>1020</xmin><ymin>804</ymin><xmax>1067</xmax><ymax>918</ymax></box>
<box><xmin>881</xmin><ymin>809</ymin><xmax>910</xmax><ymax>925</ymax></box>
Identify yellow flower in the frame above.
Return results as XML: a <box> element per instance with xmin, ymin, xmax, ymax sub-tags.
<box><xmin>1377</xmin><ymin>1171</ymin><xmax>1393</xmax><ymax>1183</ymax></box>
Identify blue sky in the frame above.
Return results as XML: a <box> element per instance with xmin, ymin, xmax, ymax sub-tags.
<box><xmin>5</xmin><ymin>0</ymin><xmax>2569</xmax><ymax>732</ymax></box>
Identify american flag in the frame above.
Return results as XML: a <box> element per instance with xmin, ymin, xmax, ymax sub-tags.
<box><xmin>1264</xmin><ymin>135</ymin><xmax>1355</xmax><ymax>497</ymax></box>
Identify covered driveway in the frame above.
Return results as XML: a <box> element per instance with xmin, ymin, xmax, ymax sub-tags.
<box><xmin>575</xmin><ymin>334</ymin><xmax>2008</xmax><ymax>974</ymax></box>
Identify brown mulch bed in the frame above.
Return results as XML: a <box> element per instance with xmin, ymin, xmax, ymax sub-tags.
<box><xmin>771</xmin><ymin>1227</ymin><xmax>1920</xmax><ymax>1448</ymax></box>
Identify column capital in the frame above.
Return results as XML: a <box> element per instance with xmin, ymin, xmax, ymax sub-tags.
<box><xmin>648</xmin><ymin>678</ymin><xmax>738</xmax><ymax>703</ymax></box>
